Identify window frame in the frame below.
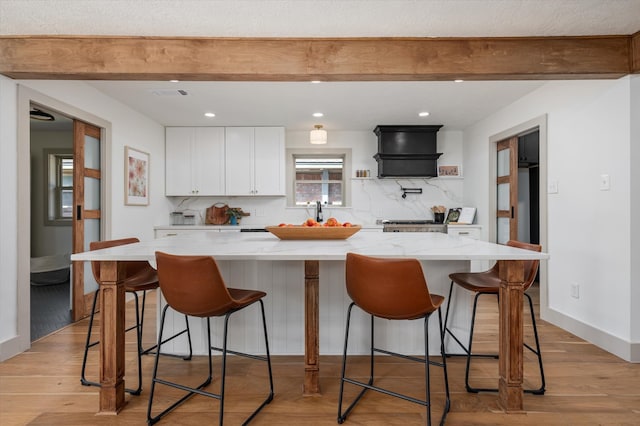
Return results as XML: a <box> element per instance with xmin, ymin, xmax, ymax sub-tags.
<box><xmin>44</xmin><ymin>148</ymin><xmax>73</xmax><ymax>226</ymax></box>
<box><xmin>286</xmin><ymin>147</ymin><xmax>352</xmax><ymax>208</ymax></box>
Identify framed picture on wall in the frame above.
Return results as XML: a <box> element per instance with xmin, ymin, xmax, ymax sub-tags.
<box><xmin>438</xmin><ymin>165</ymin><xmax>462</xmax><ymax>178</ymax></box>
<box><xmin>125</xmin><ymin>146</ymin><xmax>149</xmax><ymax>206</ymax></box>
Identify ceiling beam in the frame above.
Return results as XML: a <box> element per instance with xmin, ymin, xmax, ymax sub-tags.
<box><xmin>0</xmin><ymin>35</ymin><xmax>634</xmax><ymax>81</ymax></box>
<box><xmin>632</xmin><ymin>31</ymin><xmax>640</xmax><ymax>73</ymax></box>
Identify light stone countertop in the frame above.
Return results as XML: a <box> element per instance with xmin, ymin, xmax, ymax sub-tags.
<box><xmin>72</xmin><ymin>231</ymin><xmax>546</xmax><ymax>262</ymax></box>
<box><xmin>153</xmin><ymin>224</ymin><xmax>384</xmax><ymax>230</ymax></box>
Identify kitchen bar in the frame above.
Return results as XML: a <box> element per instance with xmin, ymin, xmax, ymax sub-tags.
<box><xmin>70</xmin><ymin>231</ymin><xmax>548</xmax><ymax>415</ymax></box>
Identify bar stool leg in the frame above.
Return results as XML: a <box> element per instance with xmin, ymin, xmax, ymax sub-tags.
<box><xmin>80</xmin><ymin>290</ymin><xmax>100</xmax><ymax>388</ymax></box>
<box><xmin>525</xmin><ymin>292</ymin><xmax>546</xmax><ymax>394</ymax></box>
<box><xmin>424</xmin><ymin>315</ymin><xmax>432</xmax><ymax>425</ymax></box>
<box><xmin>81</xmin><ymin>289</ymin><xmax>143</xmax><ymax>395</ymax></box>
<box><xmin>465</xmin><ymin>293</ymin><xmax>500</xmax><ymax>393</ymax></box>
<box><xmin>438</xmin><ymin>307</ymin><xmax>451</xmax><ymax>418</ymax></box>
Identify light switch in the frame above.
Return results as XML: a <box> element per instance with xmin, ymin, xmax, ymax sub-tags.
<box><xmin>600</xmin><ymin>174</ymin><xmax>610</xmax><ymax>191</ymax></box>
<box><xmin>547</xmin><ymin>180</ymin><xmax>558</xmax><ymax>194</ymax></box>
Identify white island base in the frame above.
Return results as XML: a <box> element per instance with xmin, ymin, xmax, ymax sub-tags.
<box><xmin>157</xmin><ymin>258</ymin><xmax>474</xmax><ymax>358</ymax></box>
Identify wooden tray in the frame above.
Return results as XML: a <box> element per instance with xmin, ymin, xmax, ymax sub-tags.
<box><xmin>266</xmin><ymin>225</ymin><xmax>361</xmax><ymax>240</ymax></box>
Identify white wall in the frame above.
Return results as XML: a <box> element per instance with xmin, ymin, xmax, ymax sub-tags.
<box><xmin>630</xmin><ymin>75</ymin><xmax>640</xmax><ymax>350</ymax></box>
<box><xmin>463</xmin><ymin>77</ymin><xmax>637</xmax><ymax>360</ymax></box>
<box><xmin>163</xmin><ymin>129</ymin><xmax>465</xmax><ymax>228</ymax></box>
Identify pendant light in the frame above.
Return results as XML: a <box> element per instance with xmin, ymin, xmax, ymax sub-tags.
<box><xmin>309</xmin><ymin>124</ymin><xmax>327</xmax><ymax>145</ymax></box>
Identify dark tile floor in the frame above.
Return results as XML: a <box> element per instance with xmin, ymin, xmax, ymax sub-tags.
<box><xmin>30</xmin><ymin>280</ymin><xmax>72</xmax><ymax>341</ymax></box>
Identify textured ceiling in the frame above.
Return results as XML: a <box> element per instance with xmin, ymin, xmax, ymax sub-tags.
<box><xmin>2</xmin><ymin>0</ymin><xmax>639</xmax><ymax>37</ymax></box>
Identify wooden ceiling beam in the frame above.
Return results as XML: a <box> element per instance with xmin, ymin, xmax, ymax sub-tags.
<box><xmin>631</xmin><ymin>31</ymin><xmax>640</xmax><ymax>73</ymax></box>
<box><xmin>0</xmin><ymin>35</ymin><xmax>634</xmax><ymax>81</ymax></box>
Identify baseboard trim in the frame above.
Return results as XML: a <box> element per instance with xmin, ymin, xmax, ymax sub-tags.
<box><xmin>543</xmin><ymin>307</ymin><xmax>639</xmax><ymax>363</ymax></box>
<box><xmin>0</xmin><ymin>334</ymin><xmax>30</xmax><ymax>362</ymax></box>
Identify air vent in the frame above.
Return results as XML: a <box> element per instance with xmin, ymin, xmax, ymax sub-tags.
<box><xmin>150</xmin><ymin>89</ymin><xmax>189</xmax><ymax>97</ymax></box>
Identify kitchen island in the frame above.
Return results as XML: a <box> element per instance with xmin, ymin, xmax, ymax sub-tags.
<box><xmin>71</xmin><ymin>231</ymin><xmax>548</xmax><ymax>415</ymax></box>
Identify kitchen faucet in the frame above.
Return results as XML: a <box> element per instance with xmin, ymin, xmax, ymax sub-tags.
<box><xmin>315</xmin><ymin>201</ymin><xmax>323</xmax><ymax>223</ymax></box>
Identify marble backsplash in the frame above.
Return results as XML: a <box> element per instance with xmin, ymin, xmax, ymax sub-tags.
<box><xmin>165</xmin><ymin>176</ymin><xmax>463</xmax><ymax>227</ymax></box>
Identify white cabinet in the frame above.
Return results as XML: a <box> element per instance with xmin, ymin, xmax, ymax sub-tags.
<box><xmin>165</xmin><ymin>127</ymin><xmax>225</xmax><ymax>196</ymax></box>
<box><xmin>447</xmin><ymin>225</ymin><xmax>482</xmax><ymax>240</ymax></box>
<box><xmin>154</xmin><ymin>227</ymin><xmax>241</xmax><ymax>239</ymax></box>
<box><xmin>225</xmin><ymin>127</ymin><xmax>285</xmax><ymax>196</ymax></box>
<box><xmin>448</xmin><ymin>225</ymin><xmax>485</xmax><ymax>272</ymax></box>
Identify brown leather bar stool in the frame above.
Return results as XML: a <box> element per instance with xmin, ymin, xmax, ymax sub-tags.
<box><xmin>443</xmin><ymin>240</ymin><xmax>545</xmax><ymax>394</ymax></box>
<box><xmin>80</xmin><ymin>238</ymin><xmax>192</xmax><ymax>395</ymax></box>
<box><xmin>148</xmin><ymin>252</ymin><xmax>274</xmax><ymax>425</ymax></box>
<box><xmin>338</xmin><ymin>253</ymin><xmax>450</xmax><ymax>426</ymax></box>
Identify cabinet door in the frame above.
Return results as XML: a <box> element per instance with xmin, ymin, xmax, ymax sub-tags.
<box><xmin>193</xmin><ymin>127</ymin><xmax>225</xmax><ymax>195</ymax></box>
<box><xmin>165</xmin><ymin>127</ymin><xmax>194</xmax><ymax>196</ymax></box>
<box><xmin>225</xmin><ymin>127</ymin><xmax>255</xmax><ymax>195</ymax></box>
<box><xmin>254</xmin><ymin>127</ymin><xmax>285</xmax><ymax>196</ymax></box>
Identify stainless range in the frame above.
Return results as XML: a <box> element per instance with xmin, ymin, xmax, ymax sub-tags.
<box><xmin>382</xmin><ymin>220</ymin><xmax>447</xmax><ymax>233</ymax></box>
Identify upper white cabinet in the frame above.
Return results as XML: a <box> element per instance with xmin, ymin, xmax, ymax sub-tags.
<box><xmin>225</xmin><ymin>127</ymin><xmax>285</xmax><ymax>196</ymax></box>
<box><xmin>165</xmin><ymin>127</ymin><xmax>225</xmax><ymax>196</ymax></box>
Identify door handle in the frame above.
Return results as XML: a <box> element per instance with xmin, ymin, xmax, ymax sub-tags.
<box><xmin>76</xmin><ymin>205</ymin><xmax>82</xmax><ymax>220</ymax></box>
<box><xmin>511</xmin><ymin>206</ymin><xmax>515</xmax><ymax>219</ymax></box>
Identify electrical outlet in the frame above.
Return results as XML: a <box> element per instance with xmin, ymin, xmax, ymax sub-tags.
<box><xmin>571</xmin><ymin>283</ymin><xmax>580</xmax><ymax>299</ymax></box>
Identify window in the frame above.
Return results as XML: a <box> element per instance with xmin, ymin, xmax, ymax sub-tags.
<box><xmin>45</xmin><ymin>150</ymin><xmax>73</xmax><ymax>225</ymax></box>
<box><xmin>287</xmin><ymin>148</ymin><xmax>351</xmax><ymax>207</ymax></box>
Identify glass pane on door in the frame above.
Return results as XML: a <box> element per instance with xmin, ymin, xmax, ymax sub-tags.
<box><xmin>497</xmin><ymin>148</ymin><xmax>510</xmax><ymax>177</ymax></box>
<box><xmin>497</xmin><ymin>217</ymin><xmax>510</xmax><ymax>245</ymax></box>
<box><xmin>84</xmin><ymin>134</ymin><xmax>100</xmax><ymax>169</ymax></box>
<box><xmin>84</xmin><ymin>177</ymin><xmax>101</xmax><ymax>211</ymax></box>
<box><xmin>83</xmin><ymin>218</ymin><xmax>100</xmax><ymax>292</ymax></box>
<box><xmin>497</xmin><ymin>183</ymin><xmax>510</xmax><ymax>211</ymax></box>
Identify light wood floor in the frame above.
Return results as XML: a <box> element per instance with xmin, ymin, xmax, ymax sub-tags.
<box><xmin>1</xmin><ymin>288</ymin><xmax>639</xmax><ymax>425</ymax></box>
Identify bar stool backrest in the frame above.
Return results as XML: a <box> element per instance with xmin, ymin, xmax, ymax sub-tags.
<box><xmin>155</xmin><ymin>251</ymin><xmax>238</xmax><ymax>317</ymax></box>
<box><xmin>492</xmin><ymin>240</ymin><xmax>542</xmax><ymax>291</ymax></box>
<box><xmin>89</xmin><ymin>237</ymin><xmax>149</xmax><ymax>282</ymax></box>
<box><xmin>345</xmin><ymin>252</ymin><xmax>438</xmax><ymax>320</ymax></box>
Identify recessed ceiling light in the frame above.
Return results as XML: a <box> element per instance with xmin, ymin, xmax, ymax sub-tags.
<box><xmin>169</xmin><ymin>79</ymin><xmax>179</xmax><ymax>83</ymax></box>
<box><xmin>312</xmin><ymin>112</ymin><xmax>324</xmax><ymax>117</ymax></box>
<box><xmin>204</xmin><ymin>112</ymin><xmax>216</xmax><ymax>118</ymax></box>
<box><xmin>311</xmin><ymin>80</ymin><xmax>322</xmax><ymax>84</ymax></box>
<box><xmin>454</xmin><ymin>79</ymin><xmax>464</xmax><ymax>83</ymax></box>
<box><xmin>418</xmin><ymin>112</ymin><xmax>430</xmax><ymax>117</ymax></box>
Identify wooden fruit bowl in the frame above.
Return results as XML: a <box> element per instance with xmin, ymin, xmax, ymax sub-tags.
<box><xmin>266</xmin><ymin>225</ymin><xmax>362</xmax><ymax>240</ymax></box>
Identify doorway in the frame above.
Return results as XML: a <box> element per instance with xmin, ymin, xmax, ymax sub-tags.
<box><xmin>490</xmin><ymin>114</ymin><xmax>548</xmax><ymax>318</ymax></box>
<box><xmin>18</xmin><ymin>87</ymin><xmax>111</xmax><ymax>350</ymax></box>
<box><xmin>29</xmin><ymin>105</ymin><xmax>74</xmax><ymax>340</ymax></box>
<box><xmin>495</xmin><ymin>130</ymin><xmax>540</xmax><ymax>245</ymax></box>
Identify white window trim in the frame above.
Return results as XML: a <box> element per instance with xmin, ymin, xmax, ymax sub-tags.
<box><xmin>43</xmin><ymin>148</ymin><xmax>73</xmax><ymax>226</ymax></box>
<box><xmin>286</xmin><ymin>147</ymin><xmax>352</xmax><ymax>207</ymax></box>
